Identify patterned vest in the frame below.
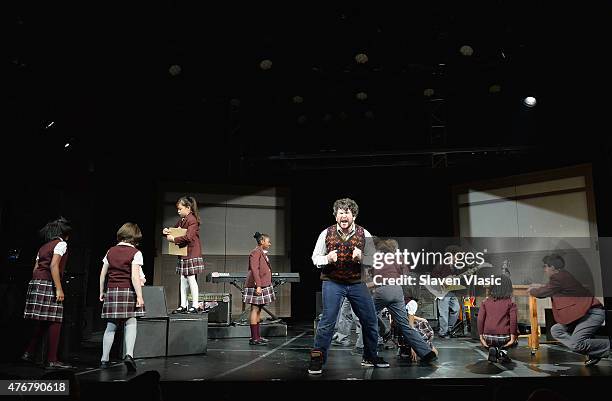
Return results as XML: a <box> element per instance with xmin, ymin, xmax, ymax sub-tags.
<box><xmin>323</xmin><ymin>224</ymin><xmax>366</xmax><ymax>283</ymax></box>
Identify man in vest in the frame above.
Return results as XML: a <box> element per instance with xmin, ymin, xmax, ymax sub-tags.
<box><xmin>308</xmin><ymin>198</ymin><xmax>389</xmax><ymax>374</ymax></box>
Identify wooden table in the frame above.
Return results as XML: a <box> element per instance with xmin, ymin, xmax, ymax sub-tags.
<box><xmin>512</xmin><ymin>285</ymin><xmax>539</xmax><ymax>354</ymax></box>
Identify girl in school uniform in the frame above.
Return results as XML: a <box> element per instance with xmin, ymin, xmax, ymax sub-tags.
<box><xmin>244</xmin><ymin>232</ymin><xmax>275</xmax><ymax>345</ymax></box>
<box><xmin>99</xmin><ymin>222</ymin><xmax>145</xmax><ymax>371</ymax></box>
<box><xmin>21</xmin><ymin>217</ymin><xmax>74</xmax><ymax>369</ymax></box>
<box><xmin>478</xmin><ymin>274</ymin><xmax>518</xmax><ymax>363</ymax></box>
<box><xmin>163</xmin><ymin>196</ymin><xmax>205</xmax><ymax>314</ymax></box>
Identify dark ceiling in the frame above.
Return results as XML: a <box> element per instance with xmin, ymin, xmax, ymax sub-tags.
<box><xmin>7</xmin><ymin>2</ymin><xmax>609</xmax><ymax>173</ymax></box>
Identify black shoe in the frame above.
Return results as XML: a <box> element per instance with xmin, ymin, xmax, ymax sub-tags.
<box><xmin>20</xmin><ymin>352</ymin><xmax>34</xmax><ymax>363</ymax></box>
<box><xmin>124</xmin><ymin>355</ymin><xmax>137</xmax><ymax>372</ymax></box>
<box><xmin>172</xmin><ymin>306</ymin><xmax>187</xmax><ymax>314</ymax></box>
<box><xmin>361</xmin><ymin>356</ymin><xmax>390</xmax><ymax>368</ymax></box>
<box><xmin>186</xmin><ymin>306</ymin><xmax>198</xmax><ymax>314</ymax></box>
<box><xmin>419</xmin><ymin>351</ymin><xmax>438</xmax><ymax>365</ymax></box>
<box><xmin>308</xmin><ymin>350</ymin><xmax>323</xmax><ymax>375</ymax></box>
<box><xmin>45</xmin><ymin>361</ymin><xmax>75</xmax><ymax>370</ymax></box>
<box><xmin>499</xmin><ymin>350</ymin><xmax>512</xmax><ymax>363</ymax></box>
<box><xmin>249</xmin><ymin>338</ymin><xmax>268</xmax><ymax>346</ymax></box>
<box><xmin>100</xmin><ymin>361</ymin><xmax>110</xmax><ymax>369</ymax></box>
<box><xmin>585</xmin><ymin>357</ymin><xmax>601</xmax><ymax>367</ymax></box>
<box><xmin>488</xmin><ymin>347</ymin><xmax>499</xmax><ymax>363</ymax></box>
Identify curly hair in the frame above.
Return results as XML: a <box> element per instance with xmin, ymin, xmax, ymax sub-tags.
<box><xmin>333</xmin><ymin>198</ymin><xmax>359</xmax><ymax>217</ymax></box>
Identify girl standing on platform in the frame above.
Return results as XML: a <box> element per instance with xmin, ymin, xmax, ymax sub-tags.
<box><xmin>21</xmin><ymin>217</ymin><xmax>74</xmax><ymax>369</ymax></box>
<box><xmin>99</xmin><ymin>223</ymin><xmax>145</xmax><ymax>371</ymax></box>
<box><xmin>244</xmin><ymin>232</ymin><xmax>275</xmax><ymax>345</ymax></box>
<box><xmin>163</xmin><ymin>196</ymin><xmax>205</xmax><ymax>314</ymax></box>
<box><xmin>478</xmin><ymin>274</ymin><xmax>518</xmax><ymax>363</ymax></box>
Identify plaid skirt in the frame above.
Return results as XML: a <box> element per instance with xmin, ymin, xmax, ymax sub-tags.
<box><xmin>416</xmin><ymin>319</ymin><xmax>434</xmax><ymax>343</ymax></box>
<box><xmin>176</xmin><ymin>256</ymin><xmax>206</xmax><ymax>276</ymax></box>
<box><xmin>101</xmin><ymin>287</ymin><xmax>146</xmax><ymax>319</ymax></box>
<box><xmin>483</xmin><ymin>334</ymin><xmax>511</xmax><ymax>348</ymax></box>
<box><xmin>23</xmin><ymin>280</ymin><xmax>63</xmax><ymax>323</ymax></box>
<box><xmin>242</xmin><ymin>285</ymin><xmax>276</xmax><ymax>305</ymax></box>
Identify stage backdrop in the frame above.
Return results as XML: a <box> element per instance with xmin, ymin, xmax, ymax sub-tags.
<box><xmin>453</xmin><ymin>164</ymin><xmax>603</xmax><ymax>326</ymax></box>
<box><xmin>153</xmin><ymin>184</ymin><xmax>291</xmax><ymax>318</ymax></box>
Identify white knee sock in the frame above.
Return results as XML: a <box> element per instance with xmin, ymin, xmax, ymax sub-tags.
<box><xmin>124</xmin><ymin>318</ymin><xmax>137</xmax><ymax>358</ymax></box>
<box><xmin>101</xmin><ymin>321</ymin><xmax>117</xmax><ymax>362</ymax></box>
<box><xmin>187</xmin><ymin>275</ymin><xmax>199</xmax><ymax>308</ymax></box>
<box><xmin>180</xmin><ymin>276</ymin><xmax>188</xmax><ymax>308</ymax></box>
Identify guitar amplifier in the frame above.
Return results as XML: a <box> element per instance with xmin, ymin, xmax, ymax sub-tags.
<box><xmin>199</xmin><ymin>293</ymin><xmax>232</xmax><ymax>326</ymax></box>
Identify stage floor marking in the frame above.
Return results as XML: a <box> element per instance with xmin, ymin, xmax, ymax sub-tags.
<box><xmin>211</xmin><ymin>331</ymin><xmax>308</xmax><ymax>379</ymax></box>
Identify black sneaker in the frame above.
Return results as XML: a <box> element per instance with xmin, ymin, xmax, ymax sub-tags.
<box><xmin>488</xmin><ymin>347</ymin><xmax>499</xmax><ymax>363</ymax></box>
<box><xmin>249</xmin><ymin>338</ymin><xmax>268</xmax><ymax>346</ymax></box>
<box><xmin>172</xmin><ymin>306</ymin><xmax>187</xmax><ymax>314</ymax></box>
<box><xmin>585</xmin><ymin>357</ymin><xmax>601</xmax><ymax>367</ymax></box>
<box><xmin>20</xmin><ymin>352</ymin><xmax>34</xmax><ymax>364</ymax></box>
<box><xmin>186</xmin><ymin>306</ymin><xmax>198</xmax><ymax>314</ymax></box>
<box><xmin>499</xmin><ymin>350</ymin><xmax>512</xmax><ymax>363</ymax></box>
<box><xmin>419</xmin><ymin>350</ymin><xmax>438</xmax><ymax>365</ymax></box>
<box><xmin>100</xmin><ymin>361</ymin><xmax>110</xmax><ymax>369</ymax></box>
<box><xmin>124</xmin><ymin>355</ymin><xmax>137</xmax><ymax>372</ymax></box>
<box><xmin>361</xmin><ymin>357</ymin><xmax>390</xmax><ymax>368</ymax></box>
<box><xmin>308</xmin><ymin>350</ymin><xmax>323</xmax><ymax>375</ymax></box>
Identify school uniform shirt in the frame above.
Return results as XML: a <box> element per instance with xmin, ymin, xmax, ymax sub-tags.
<box><xmin>406</xmin><ymin>300</ymin><xmax>419</xmax><ymax>316</ymax></box>
<box><xmin>529</xmin><ymin>270</ymin><xmax>602</xmax><ymax>325</ymax></box>
<box><xmin>245</xmin><ymin>247</ymin><xmax>272</xmax><ymax>288</ymax></box>
<box><xmin>477</xmin><ymin>298</ymin><xmax>518</xmax><ymax>336</ymax></box>
<box><xmin>103</xmin><ymin>242</ymin><xmax>143</xmax><ymax>288</ymax></box>
<box><xmin>33</xmin><ymin>238</ymin><xmax>68</xmax><ymax>281</ymax></box>
<box><xmin>173</xmin><ymin>213</ymin><xmax>202</xmax><ymax>259</ymax></box>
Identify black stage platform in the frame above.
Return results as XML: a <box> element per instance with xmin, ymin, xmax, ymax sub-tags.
<box><xmin>1</xmin><ymin>322</ymin><xmax>610</xmax><ymax>400</ymax></box>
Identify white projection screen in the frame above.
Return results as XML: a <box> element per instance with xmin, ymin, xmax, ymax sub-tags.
<box><xmin>453</xmin><ymin>165</ymin><xmax>602</xmax><ymax>326</ymax></box>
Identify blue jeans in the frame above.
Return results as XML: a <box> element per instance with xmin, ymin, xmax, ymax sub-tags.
<box><xmin>437</xmin><ymin>292</ymin><xmax>459</xmax><ymax>335</ymax></box>
<box><xmin>314</xmin><ymin>280</ymin><xmax>379</xmax><ymax>362</ymax></box>
<box><xmin>373</xmin><ymin>285</ymin><xmax>432</xmax><ymax>358</ymax></box>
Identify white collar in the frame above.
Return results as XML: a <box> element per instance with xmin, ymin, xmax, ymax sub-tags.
<box><xmin>118</xmin><ymin>242</ymin><xmax>135</xmax><ymax>248</ymax></box>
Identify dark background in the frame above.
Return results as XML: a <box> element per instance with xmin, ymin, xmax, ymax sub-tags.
<box><xmin>3</xmin><ymin>2</ymin><xmax>611</xmax><ymax>359</ymax></box>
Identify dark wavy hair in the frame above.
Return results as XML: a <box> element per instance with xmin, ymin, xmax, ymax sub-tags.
<box><xmin>333</xmin><ymin>198</ymin><xmax>359</xmax><ymax>217</ymax></box>
<box><xmin>39</xmin><ymin>217</ymin><xmax>72</xmax><ymax>242</ymax></box>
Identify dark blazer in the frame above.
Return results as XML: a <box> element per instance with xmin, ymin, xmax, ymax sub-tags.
<box><xmin>530</xmin><ymin>270</ymin><xmax>602</xmax><ymax>324</ymax></box>
<box><xmin>245</xmin><ymin>247</ymin><xmax>272</xmax><ymax>288</ymax></box>
<box><xmin>173</xmin><ymin>213</ymin><xmax>202</xmax><ymax>259</ymax></box>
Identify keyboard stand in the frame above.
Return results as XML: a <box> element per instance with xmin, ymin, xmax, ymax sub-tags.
<box><xmin>230</xmin><ymin>278</ymin><xmax>287</xmax><ymax>325</ymax></box>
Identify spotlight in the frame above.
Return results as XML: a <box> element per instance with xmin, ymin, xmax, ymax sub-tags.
<box><xmin>355</xmin><ymin>53</ymin><xmax>368</xmax><ymax>64</ymax></box>
<box><xmin>168</xmin><ymin>64</ymin><xmax>182</xmax><ymax>76</ymax></box>
<box><xmin>260</xmin><ymin>59</ymin><xmax>273</xmax><ymax>70</ymax></box>
<box><xmin>523</xmin><ymin>96</ymin><xmax>537</xmax><ymax>107</ymax></box>
<box><xmin>459</xmin><ymin>45</ymin><xmax>474</xmax><ymax>56</ymax></box>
